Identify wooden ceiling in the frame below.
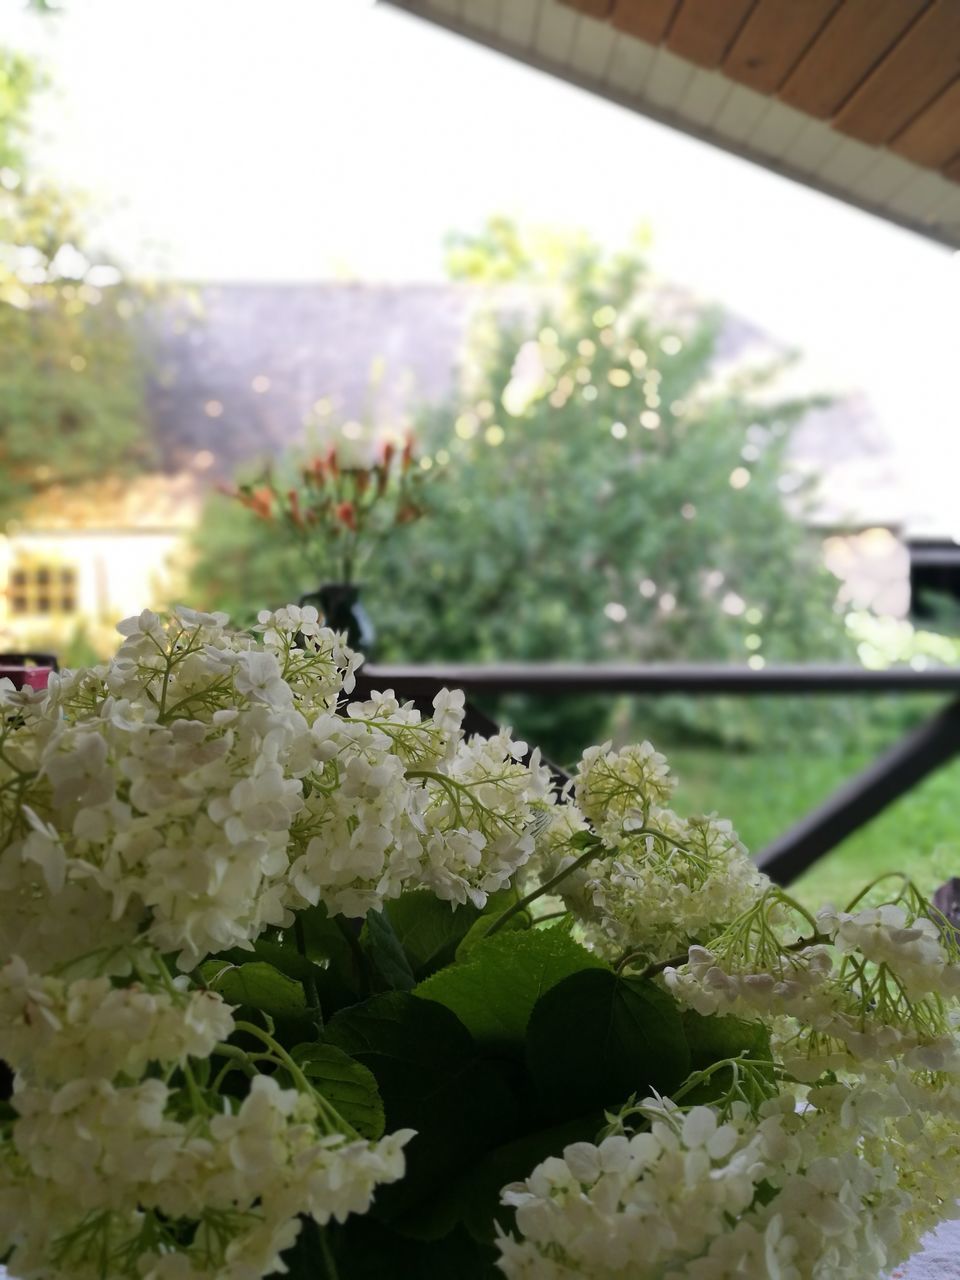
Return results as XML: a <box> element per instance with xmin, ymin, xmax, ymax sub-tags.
<box><xmin>559</xmin><ymin>0</ymin><xmax>960</xmax><ymax>186</ymax></box>
<box><xmin>382</xmin><ymin>0</ymin><xmax>960</xmax><ymax>248</ymax></box>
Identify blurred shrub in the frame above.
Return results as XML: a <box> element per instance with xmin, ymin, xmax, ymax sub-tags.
<box><xmin>191</xmin><ymin>222</ymin><xmax>856</xmax><ymax>759</ymax></box>
<box><xmin>0</xmin><ymin>47</ymin><xmax>154</xmax><ymax>527</ymax></box>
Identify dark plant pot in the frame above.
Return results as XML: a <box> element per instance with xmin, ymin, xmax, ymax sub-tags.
<box><xmin>301</xmin><ymin>584</ymin><xmax>376</xmax><ymax>657</ymax></box>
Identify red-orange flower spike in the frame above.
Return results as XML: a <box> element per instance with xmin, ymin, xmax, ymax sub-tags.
<box><xmin>326</xmin><ymin>447</ymin><xmax>340</xmax><ymax>479</ymax></box>
<box><xmin>288</xmin><ymin>489</ymin><xmax>304</xmax><ymax>529</ymax></box>
<box><xmin>335</xmin><ymin>500</ymin><xmax>357</xmax><ymax>531</ymax></box>
<box><xmin>249</xmin><ymin>487</ymin><xmax>274</xmax><ymax>521</ymax></box>
<box><xmin>401</xmin><ymin>436</ymin><xmax>415</xmax><ymax>472</ymax></box>
<box><xmin>381</xmin><ymin>441</ymin><xmax>395</xmax><ymax>470</ymax></box>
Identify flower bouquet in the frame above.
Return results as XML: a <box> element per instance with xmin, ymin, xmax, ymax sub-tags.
<box><xmin>227</xmin><ymin>438</ymin><xmax>427</xmax><ymax>587</ymax></box>
<box><xmin>1</xmin><ymin>607</ymin><xmax>960</xmax><ymax>1280</ymax></box>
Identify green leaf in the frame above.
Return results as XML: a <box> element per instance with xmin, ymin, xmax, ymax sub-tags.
<box><xmin>405</xmin><ymin>1110</ymin><xmax>603</xmax><ymax>1243</ymax></box>
<box><xmin>415</xmin><ymin>926</ymin><xmax>604</xmax><ymax>1053</ymax></box>
<box><xmin>381</xmin><ymin>890</ymin><xmax>491</xmax><ymax>979</ymax></box>
<box><xmin>679</xmin><ymin>1010</ymin><xmax>774</xmax><ymax>1106</ymax></box>
<box><xmin>682</xmin><ymin>1009</ymin><xmax>772</xmax><ymax>1072</ymax></box>
<box><xmin>454</xmin><ymin>890</ymin><xmax>530</xmax><ymax>963</ymax></box>
<box><xmin>324</xmin><ymin>993</ymin><xmax>520</xmax><ymax>1229</ymax></box>
<box><xmin>525</xmin><ymin>970</ymin><xmax>690</xmax><ymax>1119</ymax></box>
<box><xmin>364</xmin><ymin>909</ymin><xmax>417</xmax><ymax>991</ymax></box>
<box><xmin>207</xmin><ymin>961</ymin><xmax>306</xmax><ymax>1017</ymax></box>
<box><xmin>306</xmin><ymin>1217</ymin><xmax>497</xmax><ymax>1280</ymax></box>
<box><xmin>290</xmin><ymin>1043</ymin><xmax>385</xmax><ymax>1140</ymax></box>
<box><xmin>205</xmin><ymin>960</ymin><xmax>314</xmax><ymax>1041</ymax></box>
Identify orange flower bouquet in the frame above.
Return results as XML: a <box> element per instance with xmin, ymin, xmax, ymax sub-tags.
<box><xmin>227</xmin><ymin>436</ymin><xmax>428</xmax><ymax>587</ymax></box>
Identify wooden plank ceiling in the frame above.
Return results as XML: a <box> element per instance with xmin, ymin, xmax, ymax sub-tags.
<box><xmin>560</xmin><ymin>0</ymin><xmax>960</xmax><ymax>185</ymax></box>
<box><xmin>381</xmin><ymin>0</ymin><xmax>960</xmax><ymax>249</ymax></box>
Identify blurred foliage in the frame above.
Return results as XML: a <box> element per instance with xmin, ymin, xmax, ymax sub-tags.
<box><xmin>670</xmin><ymin>737</ymin><xmax>960</xmax><ymax>912</ymax></box>
<box><xmin>191</xmin><ymin>220</ymin><xmax>857</xmax><ymax>759</ymax></box>
<box><xmin>847</xmin><ymin>610</ymin><xmax>960</xmax><ymax>670</ymax></box>
<box><xmin>0</xmin><ymin>45</ymin><xmax>153</xmax><ymax>528</ymax></box>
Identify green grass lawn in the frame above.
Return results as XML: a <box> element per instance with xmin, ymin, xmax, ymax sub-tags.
<box><xmin>667</xmin><ymin>745</ymin><xmax>960</xmax><ymax>911</ymax></box>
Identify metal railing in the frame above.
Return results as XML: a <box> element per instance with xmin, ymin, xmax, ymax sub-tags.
<box><xmin>354</xmin><ymin>663</ymin><xmax>960</xmax><ymax>887</ymax></box>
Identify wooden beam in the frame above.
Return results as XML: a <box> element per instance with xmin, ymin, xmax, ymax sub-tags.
<box><xmin>358</xmin><ymin>663</ymin><xmax>960</xmax><ymax>697</ymax></box>
<box><xmin>779</xmin><ymin>0</ymin><xmax>929</xmax><ymax>120</ymax></box>
<box><xmin>722</xmin><ymin>0</ymin><xmax>842</xmax><ymax>95</ymax></box>
<box><xmin>833</xmin><ymin>0</ymin><xmax>960</xmax><ymax>145</ymax></box>
<box><xmin>611</xmin><ymin>0</ymin><xmax>679</xmax><ymax>44</ymax></box>
<box><xmin>665</xmin><ymin>0</ymin><xmax>756</xmax><ymax>69</ymax></box>
<box><xmin>891</xmin><ymin>77</ymin><xmax>960</xmax><ymax>170</ymax></box>
<box><xmin>558</xmin><ymin>0</ymin><xmax>615</xmax><ymax>16</ymax></box>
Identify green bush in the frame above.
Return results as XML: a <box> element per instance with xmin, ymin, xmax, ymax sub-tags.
<box><xmin>191</xmin><ymin>222</ymin><xmax>856</xmax><ymax>760</ymax></box>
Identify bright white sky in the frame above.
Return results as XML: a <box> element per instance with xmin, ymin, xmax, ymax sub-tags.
<box><xmin>2</xmin><ymin>0</ymin><xmax>958</xmax><ymax>528</ymax></box>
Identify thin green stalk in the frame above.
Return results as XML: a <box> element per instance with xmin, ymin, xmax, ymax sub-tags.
<box><xmin>634</xmin><ymin>929</ymin><xmax>831</xmax><ymax>981</ymax></box>
<box><xmin>294</xmin><ymin>914</ymin><xmax>323</xmax><ymax>1033</ymax></box>
<box><xmin>336</xmin><ymin>916</ymin><xmax>372</xmax><ymax>996</ymax></box>
<box><xmin>485</xmin><ymin>845</ymin><xmax>600</xmax><ymax>937</ymax></box>
<box><xmin>318</xmin><ymin>1224</ymin><xmax>341</xmax><ymax>1280</ymax></box>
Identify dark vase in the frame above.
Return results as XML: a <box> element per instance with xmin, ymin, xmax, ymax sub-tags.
<box><xmin>300</xmin><ymin>584</ymin><xmax>375</xmax><ymax>657</ymax></box>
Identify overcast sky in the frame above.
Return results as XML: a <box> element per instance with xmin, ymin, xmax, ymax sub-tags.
<box><xmin>3</xmin><ymin>0</ymin><xmax>958</xmax><ymax>529</ymax></box>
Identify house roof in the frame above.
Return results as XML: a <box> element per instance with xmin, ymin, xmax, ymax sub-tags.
<box><xmin>145</xmin><ymin>281</ymin><xmax>903</xmax><ymax>530</ymax></box>
<box><xmin>147</xmin><ymin>282</ymin><xmax>479</xmax><ymax>477</ymax></box>
<box><xmin>380</xmin><ymin>0</ymin><xmax>960</xmax><ymax>250</ymax></box>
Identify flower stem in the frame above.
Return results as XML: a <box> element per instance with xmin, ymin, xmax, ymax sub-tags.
<box><xmin>485</xmin><ymin>845</ymin><xmax>600</xmax><ymax>938</ymax></box>
<box><xmin>318</xmin><ymin>1223</ymin><xmax>341</xmax><ymax>1280</ymax></box>
<box><xmin>294</xmin><ymin>914</ymin><xmax>323</xmax><ymax>1033</ymax></box>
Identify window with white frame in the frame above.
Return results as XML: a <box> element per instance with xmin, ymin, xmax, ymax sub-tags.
<box><xmin>8</xmin><ymin>562</ymin><xmax>78</xmax><ymax>616</ymax></box>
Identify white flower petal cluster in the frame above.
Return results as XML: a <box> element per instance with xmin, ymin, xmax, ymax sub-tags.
<box><xmin>498</xmin><ymin>745</ymin><xmax>960</xmax><ymax>1280</ymax></box>
<box><xmin>816</xmin><ymin>902</ymin><xmax>960</xmax><ymax>998</ymax></box>
<box><xmin>0</xmin><ymin>956</ymin><xmax>235</xmax><ymax>1084</ymax></box>
<box><xmin>548</xmin><ymin>744</ymin><xmax>763</xmax><ymax>962</ymax></box>
<box><xmin>2</xmin><ymin>1073</ymin><xmax>413</xmax><ymax>1280</ymax></box>
<box><xmin>496</xmin><ymin>1082</ymin><xmax>956</xmax><ymax>1280</ymax></box>
<box><xmin>575</xmin><ymin>740</ymin><xmax>674</xmax><ymax>838</ymax></box>
<box><xmin>0</xmin><ymin>606</ymin><xmax>557</xmax><ymax>1278</ymax></box>
<box><xmin>0</xmin><ymin>607</ymin><xmax>551</xmax><ymax>970</ymax></box>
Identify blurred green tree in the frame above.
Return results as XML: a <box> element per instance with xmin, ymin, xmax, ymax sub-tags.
<box><xmin>191</xmin><ymin>220</ymin><xmax>853</xmax><ymax>758</ymax></box>
<box><xmin>0</xmin><ymin>46</ymin><xmax>152</xmax><ymax>527</ymax></box>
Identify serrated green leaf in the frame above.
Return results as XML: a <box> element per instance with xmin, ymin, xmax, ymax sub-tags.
<box><xmin>679</xmin><ymin>1009</ymin><xmax>774</xmax><ymax>1105</ymax></box>
<box><xmin>324</xmin><ymin>993</ymin><xmax>520</xmax><ymax>1228</ymax></box>
<box><xmin>454</xmin><ymin>895</ymin><xmax>530</xmax><ymax>963</ymax></box>
<box><xmin>277</xmin><ymin>1217</ymin><xmax>497</xmax><ymax>1280</ymax></box>
<box><xmin>404</xmin><ymin>1110</ymin><xmax>603</xmax><ymax>1243</ymax></box>
<box><xmin>208</xmin><ymin>961</ymin><xmax>306</xmax><ymax>1017</ymax></box>
<box><xmin>381</xmin><ymin>891</ymin><xmax>488</xmax><ymax>979</ymax></box>
<box><xmin>682</xmin><ymin>1009</ymin><xmax>772</xmax><ymax>1071</ymax></box>
<box><xmin>364</xmin><ymin>908</ymin><xmax>417</xmax><ymax>991</ymax></box>
<box><xmin>291</xmin><ymin>1043</ymin><xmax>385</xmax><ymax>1140</ymax></box>
<box><xmin>525</xmin><ymin>970</ymin><xmax>690</xmax><ymax>1119</ymax></box>
<box><xmin>416</xmin><ymin>926</ymin><xmax>604</xmax><ymax>1053</ymax></box>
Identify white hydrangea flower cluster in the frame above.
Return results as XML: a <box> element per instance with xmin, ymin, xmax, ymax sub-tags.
<box><xmin>497</xmin><ymin>747</ymin><xmax>960</xmax><ymax>1279</ymax></box>
<box><xmin>539</xmin><ymin>741</ymin><xmax>765</xmax><ymax>962</ymax></box>
<box><xmin>496</xmin><ymin>1083</ymin><xmax>949</xmax><ymax>1280</ymax></box>
<box><xmin>0</xmin><ymin>955</ymin><xmax>234</xmax><ymax>1084</ymax></box>
<box><xmin>1</xmin><ymin>1071</ymin><xmax>414</xmax><ymax>1280</ymax></box>
<box><xmin>0</xmin><ymin>605</ymin><xmax>550</xmax><ymax>971</ymax></box>
<box><xmin>663</xmin><ymin>887</ymin><xmax>960</xmax><ymax>1077</ymax></box>
<box><xmin>0</xmin><ymin>605</ymin><xmax>555</xmax><ymax>1278</ymax></box>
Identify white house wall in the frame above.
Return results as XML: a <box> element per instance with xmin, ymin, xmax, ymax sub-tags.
<box><xmin>0</xmin><ymin>529</ymin><xmax>187</xmax><ymax>657</ymax></box>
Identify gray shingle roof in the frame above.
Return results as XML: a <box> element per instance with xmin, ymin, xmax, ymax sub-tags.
<box><xmin>145</xmin><ymin>281</ymin><xmax>902</xmax><ymax>528</ymax></box>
